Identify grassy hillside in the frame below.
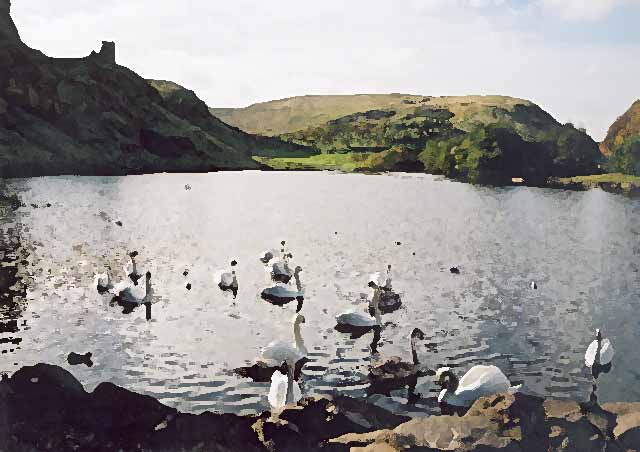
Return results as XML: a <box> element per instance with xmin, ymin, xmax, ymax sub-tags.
<box><xmin>0</xmin><ymin>0</ymin><xmax>265</xmax><ymax>178</ymax></box>
<box><xmin>601</xmin><ymin>100</ymin><xmax>640</xmax><ymax>175</ymax></box>
<box><xmin>222</xmin><ymin>95</ymin><xmax>602</xmax><ymax>184</ymax></box>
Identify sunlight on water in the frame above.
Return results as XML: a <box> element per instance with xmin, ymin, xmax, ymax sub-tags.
<box><xmin>1</xmin><ymin>172</ymin><xmax>639</xmax><ymax>417</ymax></box>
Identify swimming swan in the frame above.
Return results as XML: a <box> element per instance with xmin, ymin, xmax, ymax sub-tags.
<box><xmin>585</xmin><ymin>329</ymin><xmax>614</xmax><ymax>369</ymax></box>
<box><xmin>335</xmin><ymin>280</ymin><xmax>382</xmax><ymax>331</ymax></box>
<box><xmin>94</xmin><ymin>271</ymin><xmax>113</xmax><ymax>294</ymax></box>
<box><xmin>217</xmin><ymin>260</ymin><xmax>238</xmax><ymax>298</ymax></box>
<box><xmin>369</xmin><ymin>328</ymin><xmax>433</xmax><ymax>394</ymax></box>
<box><xmin>116</xmin><ymin>271</ymin><xmax>153</xmax><ymax>305</ymax></box>
<box><xmin>262</xmin><ymin>313</ymin><xmax>308</xmax><ymax>366</ymax></box>
<box><xmin>435</xmin><ymin>365</ymin><xmax>522</xmax><ymax>407</ymax></box>
<box><xmin>268</xmin><ymin>361</ymin><xmax>302</xmax><ymax>410</ymax></box>
<box><xmin>261</xmin><ymin>266</ymin><xmax>303</xmax><ymax>305</ymax></box>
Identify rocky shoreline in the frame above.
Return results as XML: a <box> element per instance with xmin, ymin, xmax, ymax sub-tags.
<box><xmin>1</xmin><ymin>364</ymin><xmax>639</xmax><ymax>451</ymax></box>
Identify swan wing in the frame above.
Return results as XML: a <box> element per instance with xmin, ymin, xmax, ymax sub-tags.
<box><xmin>119</xmin><ymin>285</ymin><xmax>146</xmax><ymax>303</ymax></box>
<box><xmin>272</xmin><ymin>261</ymin><xmax>292</xmax><ymax>277</ymax></box>
<box><xmin>458</xmin><ymin>365</ymin><xmax>510</xmax><ymax>396</ymax></box>
<box><xmin>109</xmin><ymin>280</ymin><xmax>131</xmax><ymax>296</ymax></box>
<box><xmin>263</xmin><ymin>284</ymin><xmax>301</xmax><ymax>298</ymax></box>
<box><xmin>217</xmin><ymin>271</ymin><xmax>234</xmax><ymax>287</ymax></box>
<box><xmin>599</xmin><ymin>339</ymin><xmax>615</xmax><ymax>365</ymax></box>
<box><xmin>268</xmin><ymin>370</ymin><xmax>288</xmax><ymax>409</ymax></box>
<box><xmin>262</xmin><ymin>341</ymin><xmax>302</xmax><ymax>364</ymax></box>
<box><xmin>335</xmin><ymin>310</ymin><xmax>376</xmax><ymax>327</ymax></box>
<box><xmin>291</xmin><ymin>380</ymin><xmax>302</xmax><ymax>404</ymax></box>
<box><xmin>585</xmin><ymin>340</ymin><xmax>599</xmax><ymax>367</ymax></box>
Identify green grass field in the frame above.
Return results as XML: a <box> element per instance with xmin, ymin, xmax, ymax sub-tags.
<box><xmin>254</xmin><ymin>152</ymin><xmax>380</xmax><ymax>171</ymax></box>
<box><xmin>558</xmin><ymin>173</ymin><xmax>640</xmax><ymax>186</ymax></box>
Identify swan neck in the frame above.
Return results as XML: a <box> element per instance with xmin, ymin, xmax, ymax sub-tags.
<box><xmin>372</xmin><ymin>289</ymin><xmax>382</xmax><ymax>325</ymax></box>
<box><xmin>145</xmin><ymin>278</ymin><xmax>151</xmax><ymax>295</ymax></box>
<box><xmin>294</xmin><ymin>272</ymin><xmax>302</xmax><ymax>292</ymax></box>
<box><xmin>293</xmin><ymin>320</ymin><xmax>306</xmax><ymax>354</ymax></box>
<box><xmin>411</xmin><ymin>337</ymin><xmax>419</xmax><ymax>365</ymax></box>
<box><xmin>285</xmin><ymin>366</ymin><xmax>295</xmax><ymax>404</ymax></box>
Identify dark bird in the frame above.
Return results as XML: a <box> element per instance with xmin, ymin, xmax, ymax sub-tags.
<box><xmin>368</xmin><ymin>328</ymin><xmax>433</xmax><ymax>396</ymax></box>
<box><xmin>450</xmin><ymin>267</ymin><xmax>460</xmax><ymax>274</ymax></box>
<box><xmin>67</xmin><ymin>352</ymin><xmax>93</xmax><ymax>367</ymax></box>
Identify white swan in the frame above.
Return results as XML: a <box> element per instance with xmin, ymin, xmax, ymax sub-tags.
<box><xmin>123</xmin><ymin>251</ymin><xmax>142</xmax><ymax>285</ymax></box>
<box><xmin>335</xmin><ymin>279</ymin><xmax>382</xmax><ymax>329</ymax></box>
<box><xmin>116</xmin><ymin>271</ymin><xmax>153</xmax><ymax>304</ymax></box>
<box><xmin>217</xmin><ymin>260</ymin><xmax>238</xmax><ymax>298</ymax></box>
<box><xmin>268</xmin><ymin>362</ymin><xmax>302</xmax><ymax>410</ymax></box>
<box><xmin>94</xmin><ymin>271</ymin><xmax>113</xmax><ymax>293</ymax></box>
<box><xmin>434</xmin><ymin>365</ymin><xmax>522</xmax><ymax>407</ymax></box>
<box><xmin>262</xmin><ymin>313</ymin><xmax>308</xmax><ymax>366</ymax></box>
<box><xmin>261</xmin><ymin>266</ymin><xmax>303</xmax><ymax>304</ymax></box>
<box><xmin>585</xmin><ymin>329</ymin><xmax>614</xmax><ymax>368</ymax></box>
<box><xmin>259</xmin><ymin>249</ymin><xmax>277</xmax><ymax>264</ymax></box>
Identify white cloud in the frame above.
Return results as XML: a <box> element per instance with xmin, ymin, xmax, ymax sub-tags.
<box><xmin>540</xmin><ymin>0</ymin><xmax>639</xmax><ymax>22</ymax></box>
<box><xmin>9</xmin><ymin>0</ymin><xmax>640</xmax><ymax>141</ymax></box>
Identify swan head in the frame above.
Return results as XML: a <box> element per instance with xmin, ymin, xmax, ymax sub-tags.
<box><xmin>435</xmin><ymin>367</ymin><xmax>459</xmax><ymax>392</ymax></box>
<box><xmin>231</xmin><ymin>260</ymin><xmax>237</xmax><ymax>267</ymax></box>
<box><xmin>294</xmin><ymin>266</ymin><xmax>303</xmax><ymax>274</ymax></box>
<box><xmin>293</xmin><ymin>313</ymin><xmax>306</xmax><ymax>325</ymax></box>
<box><xmin>411</xmin><ymin>328</ymin><xmax>425</xmax><ymax>340</ymax></box>
<box><xmin>145</xmin><ymin>271</ymin><xmax>151</xmax><ymax>280</ymax></box>
<box><xmin>129</xmin><ymin>251</ymin><xmax>139</xmax><ymax>258</ymax></box>
<box><xmin>281</xmin><ymin>240</ymin><xmax>286</xmax><ymax>246</ymax></box>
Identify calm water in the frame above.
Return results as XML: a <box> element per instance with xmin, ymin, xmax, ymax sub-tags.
<box><xmin>1</xmin><ymin>172</ymin><xmax>639</xmax><ymax>417</ymax></box>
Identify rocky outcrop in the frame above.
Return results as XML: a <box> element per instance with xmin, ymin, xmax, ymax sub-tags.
<box><xmin>0</xmin><ymin>364</ymin><xmax>408</xmax><ymax>452</ymax></box>
<box><xmin>0</xmin><ymin>2</ymin><xmax>265</xmax><ymax>177</ymax></box>
<box><xmin>330</xmin><ymin>393</ymin><xmax>640</xmax><ymax>452</ymax></box>
<box><xmin>3</xmin><ymin>364</ymin><xmax>640</xmax><ymax>452</ymax></box>
<box><xmin>0</xmin><ymin>0</ymin><xmax>20</xmax><ymax>44</ymax></box>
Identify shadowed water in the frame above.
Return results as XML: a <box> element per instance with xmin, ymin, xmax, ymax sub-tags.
<box><xmin>1</xmin><ymin>172</ymin><xmax>639</xmax><ymax>417</ymax></box>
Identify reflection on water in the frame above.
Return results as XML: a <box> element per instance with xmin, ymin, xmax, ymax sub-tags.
<box><xmin>0</xmin><ymin>172</ymin><xmax>639</xmax><ymax>417</ymax></box>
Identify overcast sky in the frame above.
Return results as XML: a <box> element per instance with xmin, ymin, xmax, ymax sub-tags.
<box><xmin>11</xmin><ymin>0</ymin><xmax>640</xmax><ymax>140</ymax></box>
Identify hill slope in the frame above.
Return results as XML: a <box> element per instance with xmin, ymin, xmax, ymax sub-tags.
<box><xmin>0</xmin><ymin>0</ymin><xmax>263</xmax><ymax>177</ymax></box>
<box><xmin>216</xmin><ymin>95</ymin><xmax>602</xmax><ymax>185</ymax></box>
<box><xmin>601</xmin><ymin>100</ymin><xmax>640</xmax><ymax>175</ymax></box>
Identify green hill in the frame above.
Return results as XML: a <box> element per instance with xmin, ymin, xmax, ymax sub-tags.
<box><xmin>601</xmin><ymin>100</ymin><xmax>640</xmax><ymax>175</ymax></box>
<box><xmin>215</xmin><ymin>95</ymin><xmax>602</xmax><ymax>185</ymax></box>
<box><xmin>0</xmin><ymin>0</ymin><xmax>274</xmax><ymax>177</ymax></box>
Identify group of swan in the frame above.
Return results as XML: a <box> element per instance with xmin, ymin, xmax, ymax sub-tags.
<box><xmin>94</xmin><ymin>251</ymin><xmax>154</xmax><ymax>316</ymax></box>
<box><xmin>96</xmin><ymin>244</ymin><xmax>614</xmax><ymax>412</ymax></box>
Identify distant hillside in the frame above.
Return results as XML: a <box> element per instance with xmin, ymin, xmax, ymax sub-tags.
<box><xmin>222</xmin><ymin>95</ymin><xmax>602</xmax><ymax>185</ymax></box>
<box><xmin>601</xmin><ymin>100</ymin><xmax>640</xmax><ymax>175</ymax></box>
<box><xmin>210</xmin><ymin>94</ymin><xmax>424</xmax><ymax>136</ymax></box>
<box><xmin>0</xmin><ymin>0</ymin><xmax>265</xmax><ymax>177</ymax></box>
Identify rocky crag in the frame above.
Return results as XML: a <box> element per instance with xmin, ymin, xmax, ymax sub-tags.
<box><xmin>1</xmin><ymin>363</ymin><xmax>640</xmax><ymax>451</ymax></box>
<box><xmin>0</xmin><ymin>0</ymin><xmax>306</xmax><ymax>177</ymax></box>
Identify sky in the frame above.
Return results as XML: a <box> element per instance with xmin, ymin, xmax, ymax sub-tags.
<box><xmin>11</xmin><ymin>0</ymin><xmax>640</xmax><ymax>141</ymax></box>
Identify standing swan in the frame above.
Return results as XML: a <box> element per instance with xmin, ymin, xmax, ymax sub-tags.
<box><xmin>368</xmin><ymin>328</ymin><xmax>434</xmax><ymax>395</ymax></box>
<box><xmin>434</xmin><ymin>365</ymin><xmax>522</xmax><ymax>407</ymax></box>
<box><xmin>585</xmin><ymin>329</ymin><xmax>614</xmax><ymax>377</ymax></box>
<box><xmin>217</xmin><ymin>260</ymin><xmax>239</xmax><ymax>298</ymax></box>
<box><xmin>261</xmin><ymin>266</ymin><xmax>304</xmax><ymax>305</ymax></box>
<box><xmin>268</xmin><ymin>361</ymin><xmax>302</xmax><ymax>410</ymax></box>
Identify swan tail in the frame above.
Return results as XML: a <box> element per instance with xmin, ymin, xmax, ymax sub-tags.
<box><xmin>508</xmin><ymin>384</ymin><xmax>523</xmax><ymax>394</ymax></box>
